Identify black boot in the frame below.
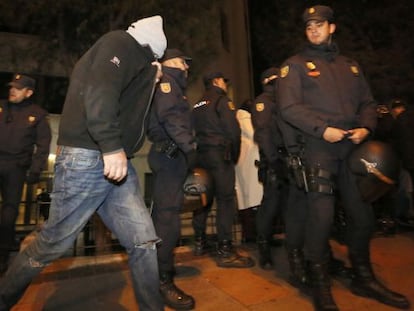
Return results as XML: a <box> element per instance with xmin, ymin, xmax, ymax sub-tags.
<box><xmin>193</xmin><ymin>233</ymin><xmax>211</xmax><ymax>256</ymax></box>
<box><xmin>287</xmin><ymin>248</ymin><xmax>309</xmax><ymax>288</ymax></box>
<box><xmin>257</xmin><ymin>239</ymin><xmax>274</xmax><ymax>270</ymax></box>
<box><xmin>328</xmin><ymin>254</ymin><xmax>353</xmax><ymax>279</ymax></box>
<box><xmin>309</xmin><ymin>262</ymin><xmax>339</xmax><ymax>311</ymax></box>
<box><xmin>350</xmin><ymin>257</ymin><xmax>410</xmax><ymax>309</ymax></box>
<box><xmin>159</xmin><ymin>271</ymin><xmax>195</xmax><ymax>310</ymax></box>
<box><xmin>216</xmin><ymin>240</ymin><xmax>255</xmax><ymax>268</ymax></box>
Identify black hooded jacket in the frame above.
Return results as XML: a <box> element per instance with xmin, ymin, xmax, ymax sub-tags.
<box><xmin>58</xmin><ymin>30</ymin><xmax>158</xmax><ymax>157</ymax></box>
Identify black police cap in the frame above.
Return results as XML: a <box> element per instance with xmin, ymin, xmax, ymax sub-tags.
<box><xmin>202</xmin><ymin>71</ymin><xmax>229</xmax><ymax>87</ymax></box>
<box><xmin>161</xmin><ymin>48</ymin><xmax>192</xmax><ymax>64</ymax></box>
<box><xmin>302</xmin><ymin>5</ymin><xmax>334</xmax><ymax>24</ymax></box>
<box><xmin>8</xmin><ymin>74</ymin><xmax>36</xmax><ymax>90</ymax></box>
<box><xmin>390</xmin><ymin>98</ymin><xmax>406</xmax><ymax>109</ymax></box>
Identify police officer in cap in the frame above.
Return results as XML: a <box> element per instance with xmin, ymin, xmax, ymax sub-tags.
<box><xmin>278</xmin><ymin>5</ymin><xmax>410</xmax><ymax>310</ymax></box>
<box><xmin>147</xmin><ymin>48</ymin><xmax>196</xmax><ymax>310</ymax></box>
<box><xmin>0</xmin><ymin>74</ymin><xmax>51</xmax><ymax>274</ymax></box>
<box><xmin>192</xmin><ymin>71</ymin><xmax>255</xmax><ymax>268</ymax></box>
<box><xmin>250</xmin><ymin>67</ymin><xmax>285</xmax><ymax>269</ymax></box>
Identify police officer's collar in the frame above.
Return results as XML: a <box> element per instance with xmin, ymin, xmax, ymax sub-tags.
<box><xmin>7</xmin><ymin>97</ymin><xmax>33</xmax><ymax>107</ymax></box>
<box><xmin>208</xmin><ymin>85</ymin><xmax>227</xmax><ymax>95</ymax></box>
<box><xmin>262</xmin><ymin>83</ymin><xmax>275</xmax><ymax>95</ymax></box>
<box><xmin>302</xmin><ymin>42</ymin><xmax>339</xmax><ymax>60</ymax></box>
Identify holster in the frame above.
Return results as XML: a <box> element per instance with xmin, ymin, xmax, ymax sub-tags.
<box><xmin>287</xmin><ymin>154</ymin><xmax>308</xmax><ymax>191</ymax></box>
<box><xmin>154</xmin><ymin>140</ymin><xmax>179</xmax><ymax>159</ymax></box>
<box><xmin>255</xmin><ymin>160</ymin><xmax>278</xmax><ymax>186</ymax></box>
<box><xmin>306</xmin><ymin>167</ymin><xmax>335</xmax><ymax>195</ymax></box>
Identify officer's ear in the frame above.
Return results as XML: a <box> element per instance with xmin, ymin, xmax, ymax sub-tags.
<box><xmin>329</xmin><ymin>23</ymin><xmax>336</xmax><ymax>35</ymax></box>
<box><xmin>25</xmin><ymin>89</ymin><xmax>34</xmax><ymax>98</ymax></box>
<box><xmin>211</xmin><ymin>78</ymin><xmax>220</xmax><ymax>87</ymax></box>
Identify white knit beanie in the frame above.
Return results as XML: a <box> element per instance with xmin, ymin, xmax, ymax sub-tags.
<box><xmin>126</xmin><ymin>15</ymin><xmax>167</xmax><ymax>59</ymax></box>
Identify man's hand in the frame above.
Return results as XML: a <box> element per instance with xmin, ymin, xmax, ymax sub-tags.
<box><xmin>322</xmin><ymin>127</ymin><xmax>349</xmax><ymax>143</ymax></box>
<box><xmin>152</xmin><ymin>61</ymin><xmax>163</xmax><ymax>83</ymax></box>
<box><xmin>103</xmin><ymin>150</ymin><xmax>128</xmax><ymax>182</ymax></box>
<box><xmin>346</xmin><ymin>128</ymin><xmax>370</xmax><ymax>144</ymax></box>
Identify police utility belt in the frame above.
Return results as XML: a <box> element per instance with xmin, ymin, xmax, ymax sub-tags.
<box><xmin>287</xmin><ymin>154</ymin><xmax>335</xmax><ymax>195</ymax></box>
<box><xmin>153</xmin><ymin>140</ymin><xmax>179</xmax><ymax>158</ymax></box>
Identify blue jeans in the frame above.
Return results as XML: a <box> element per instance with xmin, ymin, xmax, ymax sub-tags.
<box><xmin>0</xmin><ymin>147</ymin><xmax>164</xmax><ymax>311</ymax></box>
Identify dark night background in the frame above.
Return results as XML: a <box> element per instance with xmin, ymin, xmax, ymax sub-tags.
<box><xmin>249</xmin><ymin>0</ymin><xmax>414</xmax><ymax>103</ymax></box>
<box><xmin>1</xmin><ymin>0</ymin><xmax>414</xmax><ymax>111</ymax></box>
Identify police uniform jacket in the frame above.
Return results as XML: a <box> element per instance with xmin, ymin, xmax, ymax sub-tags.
<box><xmin>0</xmin><ymin>98</ymin><xmax>51</xmax><ymax>173</ymax></box>
<box><xmin>58</xmin><ymin>30</ymin><xmax>158</xmax><ymax>158</ymax></box>
<box><xmin>251</xmin><ymin>84</ymin><xmax>283</xmax><ymax>165</ymax></box>
<box><xmin>147</xmin><ymin>66</ymin><xmax>195</xmax><ymax>154</ymax></box>
<box><xmin>278</xmin><ymin>43</ymin><xmax>377</xmax><ymax>140</ymax></box>
<box><xmin>192</xmin><ymin>85</ymin><xmax>241</xmax><ymax>161</ymax></box>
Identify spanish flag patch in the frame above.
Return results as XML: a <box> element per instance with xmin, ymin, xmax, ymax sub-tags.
<box><xmin>160</xmin><ymin>82</ymin><xmax>171</xmax><ymax>93</ymax></box>
<box><xmin>256</xmin><ymin>103</ymin><xmax>265</xmax><ymax>112</ymax></box>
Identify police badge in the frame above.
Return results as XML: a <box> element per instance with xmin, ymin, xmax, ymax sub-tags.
<box><xmin>160</xmin><ymin>82</ymin><xmax>171</xmax><ymax>93</ymax></box>
<box><xmin>256</xmin><ymin>103</ymin><xmax>265</xmax><ymax>112</ymax></box>
<box><xmin>350</xmin><ymin>66</ymin><xmax>359</xmax><ymax>76</ymax></box>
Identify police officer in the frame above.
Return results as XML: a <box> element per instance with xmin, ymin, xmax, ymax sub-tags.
<box><xmin>147</xmin><ymin>48</ymin><xmax>196</xmax><ymax>310</ymax></box>
<box><xmin>192</xmin><ymin>71</ymin><xmax>254</xmax><ymax>268</ymax></box>
<box><xmin>278</xmin><ymin>5</ymin><xmax>410</xmax><ymax>311</ymax></box>
<box><xmin>0</xmin><ymin>74</ymin><xmax>51</xmax><ymax>274</ymax></box>
<box><xmin>250</xmin><ymin>67</ymin><xmax>285</xmax><ymax>269</ymax></box>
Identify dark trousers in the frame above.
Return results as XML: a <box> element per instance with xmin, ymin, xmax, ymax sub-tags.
<box><xmin>307</xmin><ymin>142</ymin><xmax>374</xmax><ymax>262</ymax></box>
<box><xmin>0</xmin><ymin>164</ymin><xmax>27</xmax><ymax>255</ymax></box>
<box><xmin>284</xmin><ymin>183</ymin><xmax>308</xmax><ymax>250</ymax></box>
<box><xmin>286</xmin><ymin>139</ymin><xmax>375</xmax><ymax>262</ymax></box>
<box><xmin>256</xmin><ymin>176</ymin><xmax>283</xmax><ymax>240</ymax></box>
<box><xmin>192</xmin><ymin>148</ymin><xmax>236</xmax><ymax>241</ymax></box>
<box><xmin>148</xmin><ymin>147</ymin><xmax>187</xmax><ymax>273</ymax></box>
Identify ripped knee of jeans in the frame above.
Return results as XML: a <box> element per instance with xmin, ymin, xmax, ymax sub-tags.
<box><xmin>29</xmin><ymin>257</ymin><xmax>46</xmax><ymax>268</ymax></box>
<box><xmin>135</xmin><ymin>238</ymin><xmax>162</xmax><ymax>250</ymax></box>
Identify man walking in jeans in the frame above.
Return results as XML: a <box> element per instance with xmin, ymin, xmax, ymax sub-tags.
<box><xmin>0</xmin><ymin>15</ymin><xmax>167</xmax><ymax>311</ymax></box>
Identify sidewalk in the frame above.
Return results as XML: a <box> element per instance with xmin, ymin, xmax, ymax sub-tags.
<box><xmin>6</xmin><ymin>230</ymin><xmax>414</xmax><ymax>311</ymax></box>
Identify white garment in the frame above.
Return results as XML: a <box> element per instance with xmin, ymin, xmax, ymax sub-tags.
<box><xmin>235</xmin><ymin>109</ymin><xmax>263</xmax><ymax>210</ymax></box>
<box><xmin>126</xmin><ymin>15</ymin><xmax>167</xmax><ymax>59</ymax></box>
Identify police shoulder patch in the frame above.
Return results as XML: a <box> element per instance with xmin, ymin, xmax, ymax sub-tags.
<box><xmin>280</xmin><ymin>65</ymin><xmax>289</xmax><ymax>78</ymax></box>
<box><xmin>160</xmin><ymin>82</ymin><xmax>171</xmax><ymax>93</ymax></box>
<box><xmin>228</xmin><ymin>101</ymin><xmax>236</xmax><ymax>110</ymax></box>
<box><xmin>256</xmin><ymin>103</ymin><xmax>265</xmax><ymax>112</ymax></box>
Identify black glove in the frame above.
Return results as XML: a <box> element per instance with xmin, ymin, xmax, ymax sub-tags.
<box><xmin>185</xmin><ymin>150</ymin><xmax>198</xmax><ymax>170</ymax></box>
<box><xmin>26</xmin><ymin>172</ymin><xmax>41</xmax><ymax>184</ymax></box>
